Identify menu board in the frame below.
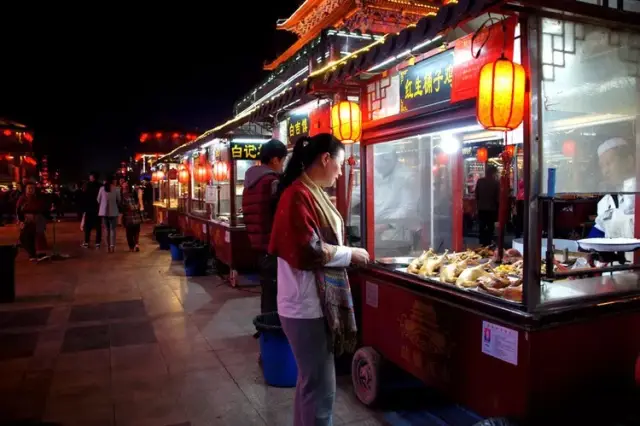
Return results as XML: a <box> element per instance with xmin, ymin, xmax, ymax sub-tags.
<box><xmin>399</xmin><ymin>49</ymin><xmax>454</xmax><ymax>113</ymax></box>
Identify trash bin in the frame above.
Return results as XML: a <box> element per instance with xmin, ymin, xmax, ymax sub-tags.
<box><xmin>155</xmin><ymin>227</ymin><xmax>177</xmax><ymax>250</ymax></box>
<box><xmin>168</xmin><ymin>234</ymin><xmax>194</xmax><ymax>261</ymax></box>
<box><xmin>152</xmin><ymin>224</ymin><xmax>173</xmax><ymax>240</ymax></box>
<box><xmin>181</xmin><ymin>241</ymin><xmax>209</xmax><ymax>276</ymax></box>
<box><xmin>253</xmin><ymin>312</ymin><xmax>298</xmax><ymax>387</ymax></box>
<box><xmin>0</xmin><ymin>245</ymin><xmax>18</xmax><ymax>303</ymax></box>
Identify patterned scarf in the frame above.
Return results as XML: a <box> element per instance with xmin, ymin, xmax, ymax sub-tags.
<box><xmin>299</xmin><ymin>173</ymin><xmax>358</xmax><ymax>356</ymax></box>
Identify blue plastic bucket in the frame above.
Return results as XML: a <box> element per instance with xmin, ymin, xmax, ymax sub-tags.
<box><xmin>255</xmin><ymin>313</ymin><xmax>298</xmax><ymax>388</ymax></box>
<box><xmin>184</xmin><ymin>264</ymin><xmax>206</xmax><ymax>277</ymax></box>
<box><xmin>169</xmin><ymin>243</ymin><xmax>183</xmax><ymax>261</ymax></box>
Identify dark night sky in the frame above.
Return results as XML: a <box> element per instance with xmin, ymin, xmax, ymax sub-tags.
<box><xmin>1</xmin><ymin>3</ymin><xmax>299</xmax><ymax>182</ymax></box>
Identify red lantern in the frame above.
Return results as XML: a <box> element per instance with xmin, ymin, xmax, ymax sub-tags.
<box><xmin>3</xmin><ymin>130</ymin><xmax>12</xmax><ymax>136</ymax></box>
<box><xmin>331</xmin><ymin>101</ymin><xmax>362</xmax><ymax>143</ymax></box>
<box><xmin>505</xmin><ymin>145</ymin><xmax>516</xmax><ymax>157</ymax></box>
<box><xmin>476</xmin><ymin>147</ymin><xmax>488</xmax><ymax>163</ymax></box>
<box><xmin>23</xmin><ymin>132</ymin><xmax>33</xmax><ymax>143</ymax></box>
<box><xmin>436</xmin><ymin>152</ymin><xmax>448</xmax><ymax>165</ymax></box>
<box><xmin>477</xmin><ymin>58</ymin><xmax>526</xmax><ymax>131</ymax></box>
<box><xmin>562</xmin><ymin>140</ymin><xmax>576</xmax><ymax>157</ymax></box>
<box><xmin>172</xmin><ymin>132</ymin><xmax>180</xmax><ymax>139</ymax></box>
<box><xmin>155</xmin><ymin>132</ymin><xmax>163</xmax><ymax>139</ymax></box>
<box><xmin>212</xmin><ymin>161</ymin><xmax>230</xmax><ymax>182</ymax></box>
<box><xmin>178</xmin><ymin>168</ymin><xmax>190</xmax><ymax>183</ymax></box>
<box><xmin>140</xmin><ymin>133</ymin><xmax>149</xmax><ymax>143</ymax></box>
<box><xmin>195</xmin><ymin>164</ymin><xmax>210</xmax><ymax>183</ymax></box>
<box><xmin>168</xmin><ymin>168</ymin><xmax>178</xmax><ymax>180</ymax></box>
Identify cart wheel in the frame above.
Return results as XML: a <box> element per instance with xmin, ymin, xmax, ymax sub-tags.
<box><xmin>351</xmin><ymin>346</ymin><xmax>381</xmax><ymax>406</ymax></box>
<box><xmin>473</xmin><ymin>418</ymin><xmax>517</xmax><ymax>426</ymax></box>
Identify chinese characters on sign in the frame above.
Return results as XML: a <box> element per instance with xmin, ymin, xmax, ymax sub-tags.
<box><xmin>230</xmin><ymin>142</ymin><xmax>262</xmax><ymax>160</ymax></box>
<box><xmin>399</xmin><ymin>49</ymin><xmax>454</xmax><ymax>113</ymax></box>
<box><xmin>287</xmin><ymin>114</ymin><xmax>310</xmax><ymax>146</ymax></box>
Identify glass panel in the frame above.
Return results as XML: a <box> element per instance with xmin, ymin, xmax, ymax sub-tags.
<box><xmin>235</xmin><ymin>159</ymin><xmax>259</xmax><ymax>221</ymax></box>
<box><xmin>535</xmin><ymin>18</ymin><xmax>640</xmax><ymax>306</ymax></box>
<box><xmin>345</xmin><ymin>143</ymin><xmax>362</xmax><ymax>247</ymax></box>
<box><xmin>540</xmin><ymin>19</ymin><xmax>639</xmax><ymax>195</ymax></box>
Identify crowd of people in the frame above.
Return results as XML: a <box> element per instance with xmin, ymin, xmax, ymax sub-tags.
<box><xmin>0</xmin><ymin>173</ymin><xmax>154</xmax><ymax>261</ymax></box>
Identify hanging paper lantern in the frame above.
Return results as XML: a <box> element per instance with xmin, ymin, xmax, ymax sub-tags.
<box><xmin>168</xmin><ymin>168</ymin><xmax>178</xmax><ymax>180</ymax></box>
<box><xmin>23</xmin><ymin>132</ymin><xmax>33</xmax><ymax>143</ymax></box>
<box><xmin>436</xmin><ymin>152</ymin><xmax>448</xmax><ymax>166</ymax></box>
<box><xmin>331</xmin><ymin>101</ymin><xmax>362</xmax><ymax>143</ymax></box>
<box><xmin>155</xmin><ymin>132</ymin><xmax>163</xmax><ymax>139</ymax></box>
<box><xmin>562</xmin><ymin>140</ymin><xmax>576</xmax><ymax>157</ymax></box>
<box><xmin>476</xmin><ymin>147</ymin><xmax>488</xmax><ymax>163</ymax></box>
<box><xmin>172</xmin><ymin>132</ymin><xmax>180</xmax><ymax>139</ymax></box>
<box><xmin>195</xmin><ymin>164</ymin><xmax>210</xmax><ymax>182</ymax></box>
<box><xmin>3</xmin><ymin>129</ymin><xmax>12</xmax><ymax>136</ymax></box>
<box><xmin>178</xmin><ymin>168</ymin><xmax>190</xmax><ymax>183</ymax></box>
<box><xmin>477</xmin><ymin>58</ymin><xmax>526</xmax><ymax>131</ymax></box>
<box><xmin>212</xmin><ymin>161</ymin><xmax>230</xmax><ymax>182</ymax></box>
<box><xmin>140</xmin><ymin>133</ymin><xmax>149</xmax><ymax>143</ymax></box>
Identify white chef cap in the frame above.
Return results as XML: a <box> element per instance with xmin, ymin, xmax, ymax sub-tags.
<box><xmin>597</xmin><ymin>137</ymin><xmax>628</xmax><ymax>157</ymax></box>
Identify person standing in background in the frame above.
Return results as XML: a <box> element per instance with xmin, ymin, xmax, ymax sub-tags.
<box><xmin>82</xmin><ymin>172</ymin><xmax>102</xmax><ymax>249</ymax></box>
<box><xmin>242</xmin><ymin>139</ymin><xmax>288</xmax><ymax>314</ymax></box>
<box><xmin>475</xmin><ymin>165</ymin><xmax>500</xmax><ymax>247</ymax></box>
<box><xmin>120</xmin><ymin>182</ymin><xmax>143</xmax><ymax>252</ymax></box>
<box><xmin>97</xmin><ymin>176</ymin><xmax>121</xmax><ymax>253</ymax></box>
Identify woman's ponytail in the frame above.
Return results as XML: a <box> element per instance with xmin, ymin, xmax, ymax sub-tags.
<box><xmin>277</xmin><ymin>136</ymin><xmax>311</xmax><ymax>195</ymax></box>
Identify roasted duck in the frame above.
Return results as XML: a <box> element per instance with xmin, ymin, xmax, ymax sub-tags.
<box><xmin>455</xmin><ymin>263</ymin><xmax>490</xmax><ymax>288</ymax></box>
<box><xmin>440</xmin><ymin>260</ymin><xmax>468</xmax><ymax>284</ymax></box>
<box><xmin>419</xmin><ymin>250</ymin><xmax>449</xmax><ymax>276</ymax></box>
<box><xmin>408</xmin><ymin>249</ymin><xmax>435</xmax><ymax>274</ymax></box>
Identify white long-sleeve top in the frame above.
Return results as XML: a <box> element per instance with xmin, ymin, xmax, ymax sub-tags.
<box><xmin>277</xmin><ymin>246</ymin><xmax>352</xmax><ymax>319</ymax></box>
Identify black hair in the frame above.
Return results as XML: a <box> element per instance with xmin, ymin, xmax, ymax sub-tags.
<box><xmin>486</xmin><ymin>165</ymin><xmax>498</xmax><ymax>176</ymax></box>
<box><xmin>260</xmin><ymin>139</ymin><xmax>288</xmax><ymax>164</ymax></box>
<box><xmin>104</xmin><ymin>176</ymin><xmax>113</xmax><ymax>193</ymax></box>
<box><xmin>278</xmin><ymin>133</ymin><xmax>345</xmax><ymax>194</ymax></box>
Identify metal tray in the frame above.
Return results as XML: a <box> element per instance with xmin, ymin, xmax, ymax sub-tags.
<box><xmin>375</xmin><ymin>257</ymin><xmax>415</xmax><ymax>267</ymax></box>
<box><xmin>577</xmin><ymin>238</ymin><xmax>640</xmax><ymax>253</ymax></box>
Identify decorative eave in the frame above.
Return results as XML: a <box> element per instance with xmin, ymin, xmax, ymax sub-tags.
<box><xmin>266</xmin><ymin>0</ymin><xmax>355</xmax><ymax>70</ymax></box>
<box><xmin>266</xmin><ymin>0</ymin><xmax>440</xmax><ymax>70</ymax></box>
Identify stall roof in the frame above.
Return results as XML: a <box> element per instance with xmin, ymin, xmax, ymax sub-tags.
<box><xmin>159</xmin><ymin>0</ymin><xmax>499</xmax><ymax>164</ymax></box>
<box><xmin>0</xmin><ymin>118</ymin><xmax>30</xmax><ymax>131</ymax></box>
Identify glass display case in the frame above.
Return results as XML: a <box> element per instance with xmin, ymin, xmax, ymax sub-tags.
<box><xmin>366</xmin><ymin>15</ymin><xmax>640</xmax><ymax>311</ymax></box>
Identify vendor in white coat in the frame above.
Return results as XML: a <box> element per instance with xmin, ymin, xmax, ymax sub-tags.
<box><xmin>588</xmin><ymin>137</ymin><xmax>636</xmax><ymax>241</ymax></box>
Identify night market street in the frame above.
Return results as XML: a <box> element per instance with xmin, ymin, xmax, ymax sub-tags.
<box><xmin>0</xmin><ymin>221</ymin><xmax>384</xmax><ymax>426</ymax></box>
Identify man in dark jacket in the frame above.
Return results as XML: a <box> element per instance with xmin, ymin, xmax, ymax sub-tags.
<box><xmin>242</xmin><ymin>139</ymin><xmax>288</xmax><ymax>314</ymax></box>
<box><xmin>82</xmin><ymin>172</ymin><xmax>102</xmax><ymax>248</ymax></box>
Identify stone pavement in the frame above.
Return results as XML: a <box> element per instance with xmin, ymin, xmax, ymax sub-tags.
<box><xmin>0</xmin><ymin>221</ymin><xmax>386</xmax><ymax>426</ymax></box>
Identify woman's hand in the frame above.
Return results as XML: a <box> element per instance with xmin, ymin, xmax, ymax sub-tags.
<box><xmin>350</xmin><ymin>247</ymin><xmax>371</xmax><ymax>266</ymax></box>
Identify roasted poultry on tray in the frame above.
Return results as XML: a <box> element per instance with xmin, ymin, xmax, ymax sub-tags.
<box><xmin>405</xmin><ymin>247</ymin><xmax>524</xmax><ymax>303</ymax></box>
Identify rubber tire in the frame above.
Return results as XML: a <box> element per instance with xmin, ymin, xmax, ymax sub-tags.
<box><xmin>351</xmin><ymin>346</ymin><xmax>382</xmax><ymax>407</ymax></box>
<box><xmin>473</xmin><ymin>418</ymin><xmax>517</xmax><ymax>426</ymax></box>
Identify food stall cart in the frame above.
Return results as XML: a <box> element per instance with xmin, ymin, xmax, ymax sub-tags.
<box><xmin>329</xmin><ymin>1</ymin><xmax>640</xmax><ymax>424</ymax></box>
<box><xmin>159</xmin><ymin>131</ymin><xmax>271</xmax><ymax>285</ymax></box>
<box><xmin>152</xmin><ymin>164</ymin><xmax>181</xmax><ymax>229</ymax></box>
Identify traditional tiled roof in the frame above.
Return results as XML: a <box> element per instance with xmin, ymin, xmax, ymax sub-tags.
<box><xmin>159</xmin><ymin>0</ymin><xmax>497</xmax><ymax>163</ymax></box>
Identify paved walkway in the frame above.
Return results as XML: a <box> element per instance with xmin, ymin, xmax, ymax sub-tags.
<box><xmin>0</xmin><ymin>221</ymin><xmax>385</xmax><ymax>426</ymax></box>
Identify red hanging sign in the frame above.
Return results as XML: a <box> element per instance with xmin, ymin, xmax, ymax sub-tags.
<box><xmin>451</xmin><ymin>17</ymin><xmax>517</xmax><ymax>103</ymax></box>
<box><xmin>309</xmin><ymin>102</ymin><xmax>332</xmax><ymax>137</ymax></box>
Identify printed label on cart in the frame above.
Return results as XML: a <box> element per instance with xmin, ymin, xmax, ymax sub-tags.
<box><xmin>365</xmin><ymin>282</ymin><xmax>378</xmax><ymax>308</ymax></box>
<box><xmin>224</xmin><ymin>231</ymin><xmax>230</xmax><ymax>243</ymax></box>
<box><xmin>481</xmin><ymin>321</ymin><xmax>518</xmax><ymax>366</ymax></box>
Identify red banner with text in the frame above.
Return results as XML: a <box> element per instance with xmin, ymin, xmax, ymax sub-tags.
<box><xmin>451</xmin><ymin>17</ymin><xmax>517</xmax><ymax>103</ymax></box>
